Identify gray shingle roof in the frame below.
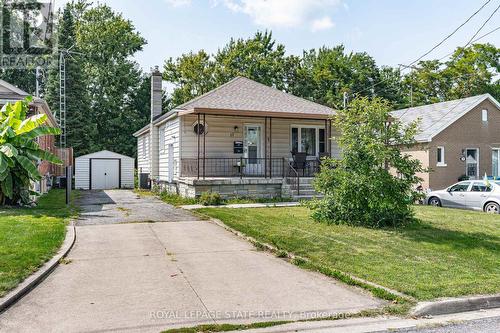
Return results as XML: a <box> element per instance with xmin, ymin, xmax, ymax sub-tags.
<box><xmin>176</xmin><ymin>76</ymin><xmax>335</xmax><ymax>116</ymax></box>
<box><xmin>391</xmin><ymin>94</ymin><xmax>499</xmax><ymax>142</ymax></box>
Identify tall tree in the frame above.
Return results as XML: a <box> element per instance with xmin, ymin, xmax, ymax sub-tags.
<box><xmin>45</xmin><ymin>3</ymin><xmax>96</xmax><ymax>155</ymax></box>
<box><xmin>163</xmin><ymin>50</ymin><xmax>216</xmax><ymax>106</ymax></box>
<box><xmin>214</xmin><ymin>31</ymin><xmax>288</xmax><ymax>90</ymax></box>
<box><xmin>163</xmin><ymin>31</ymin><xmax>291</xmax><ymax>107</ymax></box>
<box><xmin>76</xmin><ymin>4</ymin><xmax>146</xmax><ymax>156</ymax></box>
<box><xmin>401</xmin><ymin>43</ymin><xmax>499</xmax><ymax>106</ymax></box>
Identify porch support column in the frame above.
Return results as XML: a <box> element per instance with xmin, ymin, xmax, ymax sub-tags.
<box><xmin>264</xmin><ymin>117</ymin><xmax>268</xmax><ymax>179</ymax></box>
<box><xmin>197</xmin><ymin>113</ymin><xmax>200</xmax><ymax>179</ymax></box>
<box><xmin>269</xmin><ymin>117</ymin><xmax>272</xmax><ymax>178</ymax></box>
<box><xmin>203</xmin><ymin>113</ymin><xmax>206</xmax><ymax>179</ymax></box>
<box><xmin>324</xmin><ymin>119</ymin><xmax>328</xmax><ymax>156</ymax></box>
<box><xmin>329</xmin><ymin>119</ymin><xmax>332</xmax><ymax>157</ymax></box>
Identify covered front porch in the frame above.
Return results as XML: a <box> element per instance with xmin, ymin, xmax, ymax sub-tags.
<box><xmin>178</xmin><ymin>110</ymin><xmax>337</xmax><ymax>181</ymax></box>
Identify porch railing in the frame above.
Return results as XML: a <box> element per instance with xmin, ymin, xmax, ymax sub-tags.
<box><xmin>180</xmin><ymin>157</ymin><xmax>322</xmax><ymax>180</ymax></box>
<box><xmin>181</xmin><ymin>158</ymin><xmax>286</xmax><ymax>178</ymax></box>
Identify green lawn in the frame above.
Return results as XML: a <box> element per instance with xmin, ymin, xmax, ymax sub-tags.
<box><xmin>0</xmin><ymin>190</ymin><xmax>79</xmax><ymax>297</ymax></box>
<box><xmin>198</xmin><ymin>206</ymin><xmax>500</xmax><ymax>301</ymax></box>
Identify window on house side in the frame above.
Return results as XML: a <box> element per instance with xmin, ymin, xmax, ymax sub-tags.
<box><xmin>437</xmin><ymin>146</ymin><xmax>445</xmax><ymax>166</ymax></box>
<box><xmin>482</xmin><ymin>109</ymin><xmax>488</xmax><ymax>122</ymax></box>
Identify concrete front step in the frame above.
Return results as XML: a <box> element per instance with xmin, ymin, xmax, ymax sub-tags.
<box><xmin>292</xmin><ymin>194</ymin><xmax>324</xmax><ymax>201</ymax></box>
<box><xmin>292</xmin><ymin>189</ymin><xmax>318</xmax><ymax>196</ymax></box>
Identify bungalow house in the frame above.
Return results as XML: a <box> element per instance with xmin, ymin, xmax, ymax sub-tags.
<box><xmin>134</xmin><ymin>68</ymin><xmax>339</xmax><ymax>199</ymax></box>
<box><xmin>0</xmin><ymin>79</ymin><xmax>72</xmax><ymax>193</ymax></box>
<box><xmin>392</xmin><ymin>94</ymin><xmax>500</xmax><ymax>190</ymax></box>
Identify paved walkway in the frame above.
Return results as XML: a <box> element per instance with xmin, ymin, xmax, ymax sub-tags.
<box><xmin>181</xmin><ymin>202</ymin><xmax>301</xmax><ymax>210</ymax></box>
<box><xmin>0</xmin><ymin>190</ymin><xmax>382</xmax><ymax>333</ymax></box>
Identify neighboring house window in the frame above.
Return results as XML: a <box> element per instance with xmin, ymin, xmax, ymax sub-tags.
<box><xmin>290</xmin><ymin>126</ymin><xmax>326</xmax><ymax>156</ymax></box>
<box><xmin>436</xmin><ymin>146</ymin><xmax>446</xmax><ymax>166</ymax></box>
<box><xmin>159</xmin><ymin>126</ymin><xmax>165</xmax><ymax>152</ymax></box>
<box><xmin>492</xmin><ymin>149</ymin><xmax>500</xmax><ymax>178</ymax></box>
<box><xmin>482</xmin><ymin>109</ymin><xmax>488</xmax><ymax>122</ymax></box>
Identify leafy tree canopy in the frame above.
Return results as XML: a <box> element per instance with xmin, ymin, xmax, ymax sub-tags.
<box><xmin>310</xmin><ymin>97</ymin><xmax>425</xmax><ymax>227</ymax></box>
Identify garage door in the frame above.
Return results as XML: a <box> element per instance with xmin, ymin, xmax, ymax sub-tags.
<box><xmin>91</xmin><ymin>159</ymin><xmax>120</xmax><ymax>190</ymax></box>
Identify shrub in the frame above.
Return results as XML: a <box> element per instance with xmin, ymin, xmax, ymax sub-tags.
<box><xmin>311</xmin><ymin>97</ymin><xmax>425</xmax><ymax>228</ymax></box>
<box><xmin>199</xmin><ymin>191</ymin><xmax>222</xmax><ymax>206</ymax></box>
<box><xmin>0</xmin><ymin>97</ymin><xmax>62</xmax><ymax>205</ymax></box>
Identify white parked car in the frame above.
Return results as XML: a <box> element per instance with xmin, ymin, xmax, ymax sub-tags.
<box><xmin>426</xmin><ymin>180</ymin><xmax>500</xmax><ymax>213</ymax></box>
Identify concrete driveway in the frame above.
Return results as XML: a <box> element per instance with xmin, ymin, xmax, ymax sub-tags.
<box><xmin>0</xmin><ymin>190</ymin><xmax>383</xmax><ymax>333</ymax></box>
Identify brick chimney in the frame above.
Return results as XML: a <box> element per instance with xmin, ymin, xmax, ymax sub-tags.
<box><xmin>151</xmin><ymin>65</ymin><xmax>162</xmax><ymax>121</ymax></box>
<box><xmin>149</xmin><ymin>66</ymin><xmax>162</xmax><ymax>180</ymax></box>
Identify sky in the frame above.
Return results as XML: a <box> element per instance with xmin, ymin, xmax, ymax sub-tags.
<box><xmin>55</xmin><ymin>0</ymin><xmax>500</xmax><ymax>73</ymax></box>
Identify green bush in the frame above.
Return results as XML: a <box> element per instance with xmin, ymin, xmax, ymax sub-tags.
<box><xmin>311</xmin><ymin>97</ymin><xmax>425</xmax><ymax>228</ymax></box>
<box><xmin>199</xmin><ymin>191</ymin><xmax>222</xmax><ymax>206</ymax></box>
<box><xmin>0</xmin><ymin>97</ymin><xmax>62</xmax><ymax>205</ymax></box>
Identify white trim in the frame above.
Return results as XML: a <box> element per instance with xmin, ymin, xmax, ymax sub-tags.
<box><xmin>290</xmin><ymin>124</ymin><xmax>325</xmax><ymax>158</ymax></box>
<box><xmin>492</xmin><ymin>148</ymin><xmax>500</xmax><ymax>178</ymax></box>
<box><xmin>436</xmin><ymin>146</ymin><xmax>446</xmax><ymax>166</ymax></box>
<box><xmin>482</xmin><ymin>109</ymin><xmax>488</xmax><ymax>122</ymax></box>
<box><xmin>243</xmin><ymin>124</ymin><xmax>264</xmax><ymax>160</ymax></box>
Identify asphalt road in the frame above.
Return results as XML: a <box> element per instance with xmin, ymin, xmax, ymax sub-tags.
<box><xmin>377</xmin><ymin>315</ymin><xmax>500</xmax><ymax>333</ymax></box>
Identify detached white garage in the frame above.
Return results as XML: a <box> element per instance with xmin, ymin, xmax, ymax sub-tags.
<box><xmin>75</xmin><ymin>150</ymin><xmax>135</xmax><ymax>190</ymax></box>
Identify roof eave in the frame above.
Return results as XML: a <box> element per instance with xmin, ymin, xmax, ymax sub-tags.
<box><xmin>180</xmin><ymin>107</ymin><xmax>333</xmax><ymax>119</ymax></box>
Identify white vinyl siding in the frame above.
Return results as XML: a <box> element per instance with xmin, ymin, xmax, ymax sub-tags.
<box><xmin>158</xmin><ymin>118</ymin><xmax>180</xmax><ymax>181</ymax></box>
<box><xmin>179</xmin><ymin>114</ymin><xmax>340</xmax><ymax>159</ymax></box>
<box><xmin>75</xmin><ymin>150</ymin><xmax>135</xmax><ymax>190</ymax></box>
<box><xmin>137</xmin><ymin>134</ymin><xmax>150</xmax><ymax>174</ymax></box>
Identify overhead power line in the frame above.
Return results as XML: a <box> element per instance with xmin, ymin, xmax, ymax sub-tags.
<box><xmin>461</xmin><ymin>2</ymin><xmax>500</xmax><ymax>49</ymax></box>
<box><xmin>349</xmin><ymin>0</ymin><xmax>498</xmax><ymax>102</ymax></box>
<box><xmin>407</xmin><ymin>0</ymin><xmax>492</xmax><ymax>66</ymax></box>
<box><xmin>439</xmin><ymin>25</ymin><xmax>500</xmax><ymax>61</ymax></box>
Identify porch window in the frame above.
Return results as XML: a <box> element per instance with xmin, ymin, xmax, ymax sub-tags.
<box><xmin>291</xmin><ymin>128</ymin><xmax>298</xmax><ymax>153</ymax></box>
<box><xmin>301</xmin><ymin>128</ymin><xmax>316</xmax><ymax>156</ymax></box>
<box><xmin>291</xmin><ymin>126</ymin><xmax>327</xmax><ymax>156</ymax></box>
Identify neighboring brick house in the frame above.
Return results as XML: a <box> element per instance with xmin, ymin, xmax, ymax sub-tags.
<box><xmin>0</xmin><ymin>79</ymin><xmax>72</xmax><ymax>193</ymax></box>
<box><xmin>392</xmin><ymin>94</ymin><xmax>500</xmax><ymax>190</ymax></box>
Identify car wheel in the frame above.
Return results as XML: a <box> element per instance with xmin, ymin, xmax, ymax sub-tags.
<box><xmin>484</xmin><ymin>202</ymin><xmax>500</xmax><ymax>214</ymax></box>
<box><xmin>428</xmin><ymin>197</ymin><xmax>441</xmax><ymax>207</ymax></box>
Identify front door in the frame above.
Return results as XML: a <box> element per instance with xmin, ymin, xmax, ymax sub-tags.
<box><xmin>243</xmin><ymin>125</ymin><xmax>263</xmax><ymax>175</ymax></box>
<box><xmin>465</xmin><ymin>148</ymin><xmax>479</xmax><ymax>180</ymax></box>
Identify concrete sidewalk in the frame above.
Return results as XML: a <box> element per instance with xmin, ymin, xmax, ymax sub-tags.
<box><xmin>181</xmin><ymin>201</ymin><xmax>301</xmax><ymax>210</ymax></box>
<box><xmin>0</xmin><ymin>190</ymin><xmax>383</xmax><ymax>333</ymax></box>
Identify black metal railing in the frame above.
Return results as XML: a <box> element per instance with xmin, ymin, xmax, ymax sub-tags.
<box><xmin>181</xmin><ymin>158</ymin><xmax>287</xmax><ymax>178</ymax></box>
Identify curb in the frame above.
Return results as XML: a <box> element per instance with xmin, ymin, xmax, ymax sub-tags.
<box><xmin>0</xmin><ymin>223</ymin><xmax>76</xmax><ymax>313</ymax></box>
<box><xmin>412</xmin><ymin>294</ymin><xmax>500</xmax><ymax>317</ymax></box>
